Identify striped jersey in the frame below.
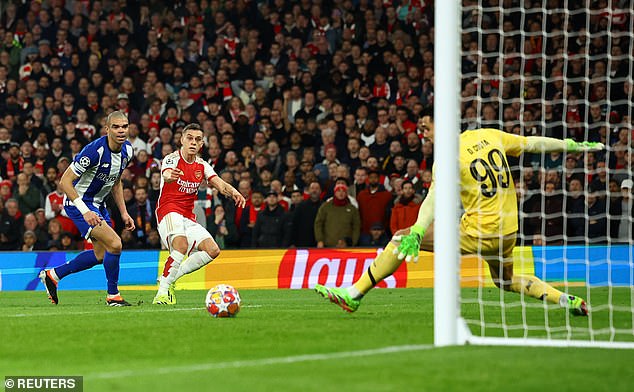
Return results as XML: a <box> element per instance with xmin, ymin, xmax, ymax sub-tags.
<box><xmin>68</xmin><ymin>136</ymin><xmax>133</xmax><ymax>208</ymax></box>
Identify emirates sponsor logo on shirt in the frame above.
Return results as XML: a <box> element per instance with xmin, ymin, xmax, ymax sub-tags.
<box><xmin>176</xmin><ymin>177</ymin><xmax>201</xmax><ymax>194</ymax></box>
<box><xmin>277</xmin><ymin>249</ymin><xmax>407</xmax><ymax>289</ymax></box>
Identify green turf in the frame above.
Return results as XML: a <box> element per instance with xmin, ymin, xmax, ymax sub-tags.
<box><xmin>1</xmin><ymin>288</ymin><xmax>633</xmax><ymax>392</ymax></box>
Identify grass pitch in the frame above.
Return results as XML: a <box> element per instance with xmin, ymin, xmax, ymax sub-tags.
<box><xmin>1</xmin><ymin>288</ymin><xmax>633</xmax><ymax>391</ymax></box>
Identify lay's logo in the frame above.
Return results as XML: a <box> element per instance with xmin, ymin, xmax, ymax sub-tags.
<box><xmin>277</xmin><ymin>249</ymin><xmax>407</xmax><ymax>289</ymax></box>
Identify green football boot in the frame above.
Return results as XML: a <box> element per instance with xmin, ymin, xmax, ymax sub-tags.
<box><xmin>315</xmin><ymin>284</ymin><xmax>360</xmax><ymax>313</ymax></box>
<box><xmin>152</xmin><ymin>291</ymin><xmax>175</xmax><ymax>305</ymax></box>
<box><xmin>567</xmin><ymin>295</ymin><xmax>588</xmax><ymax>316</ymax></box>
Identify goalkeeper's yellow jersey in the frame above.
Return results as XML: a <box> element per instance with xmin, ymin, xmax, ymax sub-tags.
<box><xmin>457</xmin><ymin>128</ymin><xmax>527</xmax><ymax>238</ymax></box>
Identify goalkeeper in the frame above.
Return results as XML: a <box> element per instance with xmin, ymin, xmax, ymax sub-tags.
<box><xmin>316</xmin><ymin>128</ymin><xmax>603</xmax><ymax>315</ymax></box>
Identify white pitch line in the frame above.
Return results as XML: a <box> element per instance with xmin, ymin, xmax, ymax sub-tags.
<box><xmin>3</xmin><ymin>304</ymin><xmax>262</xmax><ymax>318</ymax></box>
<box><xmin>87</xmin><ymin>344</ymin><xmax>434</xmax><ymax>380</ymax></box>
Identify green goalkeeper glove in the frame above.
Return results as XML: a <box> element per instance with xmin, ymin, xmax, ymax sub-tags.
<box><xmin>393</xmin><ymin>225</ymin><xmax>425</xmax><ymax>263</ymax></box>
<box><xmin>565</xmin><ymin>139</ymin><xmax>605</xmax><ymax>152</ymax></box>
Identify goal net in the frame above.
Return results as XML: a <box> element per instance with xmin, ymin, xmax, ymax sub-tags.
<box><xmin>435</xmin><ymin>0</ymin><xmax>634</xmax><ymax>348</ymax></box>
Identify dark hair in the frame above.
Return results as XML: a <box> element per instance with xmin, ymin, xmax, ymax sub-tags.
<box><xmin>334</xmin><ymin>177</ymin><xmax>349</xmax><ymax>185</ymax></box>
<box><xmin>182</xmin><ymin>123</ymin><xmax>202</xmax><ymax>133</ymax></box>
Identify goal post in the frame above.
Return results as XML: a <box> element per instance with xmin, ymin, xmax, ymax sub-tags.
<box><xmin>434</xmin><ymin>0</ymin><xmax>634</xmax><ymax>349</ymax></box>
<box><xmin>433</xmin><ymin>0</ymin><xmax>462</xmax><ymax>346</ymax></box>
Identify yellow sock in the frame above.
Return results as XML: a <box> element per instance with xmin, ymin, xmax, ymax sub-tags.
<box><xmin>510</xmin><ymin>274</ymin><xmax>563</xmax><ymax>305</ymax></box>
<box><xmin>353</xmin><ymin>242</ymin><xmax>403</xmax><ymax>296</ymax></box>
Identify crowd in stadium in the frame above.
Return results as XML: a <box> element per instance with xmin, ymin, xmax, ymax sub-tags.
<box><xmin>0</xmin><ymin>0</ymin><xmax>631</xmax><ymax>251</ymax></box>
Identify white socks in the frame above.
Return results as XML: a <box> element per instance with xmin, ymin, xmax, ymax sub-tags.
<box><xmin>158</xmin><ymin>251</ymin><xmax>215</xmax><ymax>295</ymax></box>
<box><xmin>559</xmin><ymin>293</ymin><xmax>569</xmax><ymax>307</ymax></box>
<box><xmin>49</xmin><ymin>269</ymin><xmax>60</xmax><ymax>282</ymax></box>
<box><xmin>174</xmin><ymin>251</ymin><xmax>214</xmax><ymax>281</ymax></box>
<box><xmin>347</xmin><ymin>286</ymin><xmax>363</xmax><ymax>300</ymax></box>
<box><xmin>158</xmin><ymin>250</ymin><xmax>185</xmax><ymax>294</ymax></box>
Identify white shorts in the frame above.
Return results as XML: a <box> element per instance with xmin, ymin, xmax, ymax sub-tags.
<box><xmin>157</xmin><ymin>212</ymin><xmax>213</xmax><ymax>254</ymax></box>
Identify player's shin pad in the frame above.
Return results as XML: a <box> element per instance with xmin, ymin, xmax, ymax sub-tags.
<box><xmin>352</xmin><ymin>242</ymin><xmax>402</xmax><ymax>295</ymax></box>
<box><xmin>159</xmin><ymin>251</ymin><xmax>185</xmax><ymax>292</ymax></box>
<box><xmin>509</xmin><ymin>274</ymin><xmax>563</xmax><ymax>304</ymax></box>
<box><xmin>174</xmin><ymin>251</ymin><xmax>214</xmax><ymax>281</ymax></box>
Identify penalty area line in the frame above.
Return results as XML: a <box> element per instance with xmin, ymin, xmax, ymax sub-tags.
<box><xmin>87</xmin><ymin>344</ymin><xmax>434</xmax><ymax>380</ymax></box>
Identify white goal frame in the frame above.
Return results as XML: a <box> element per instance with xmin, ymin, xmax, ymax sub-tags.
<box><xmin>433</xmin><ymin>1</ymin><xmax>634</xmax><ymax>349</ymax></box>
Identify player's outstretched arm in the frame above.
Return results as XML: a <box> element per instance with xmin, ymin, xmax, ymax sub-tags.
<box><xmin>521</xmin><ymin>136</ymin><xmax>605</xmax><ymax>153</ymax></box>
<box><xmin>209</xmin><ymin>176</ymin><xmax>246</xmax><ymax>208</ymax></box>
<box><xmin>59</xmin><ymin>166</ymin><xmax>102</xmax><ymax>227</ymax></box>
<box><xmin>112</xmin><ymin>178</ymin><xmax>135</xmax><ymax>231</ymax></box>
<box><xmin>394</xmin><ymin>181</ymin><xmax>436</xmax><ymax>262</ymax></box>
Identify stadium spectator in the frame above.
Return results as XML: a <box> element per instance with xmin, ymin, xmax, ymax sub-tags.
<box><xmin>356</xmin><ymin>170</ymin><xmax>393</xmax><ymax>235</ymax></box>
<box><xmin>239</xmin><ymin>190</ymin><xmax>264</xmax><ymax>248</ymax></box>
<box><xmin>252</xmin><ymin>190</ymin><xmax>290</xmax><ymax>248</ymax></box>
<box><xmin>614</xmin><ymin>179</ymin><xmax>633</xmax><ymax>244</ymax></box>
<box><xmin>46</xmin><ymin>218</ymin><xmax>63</xmax><ymax>249</ymax></box>
<box><xmin>314</xmin><ymin>183</ymin><xmax>360</xmax><ymax>247</ymax></box>
<box><xmin>349</xmin><ymin>167</ymin><xmax>368</xmax><ymax>199</ymax></box>
<box><xmin>0</xmin><ymin>179</ymin><xmax>13</xmax><ymax>202</ymax></box>
<box><xmin>586</xmin><ymin>186</ymin><xmax>608</xmax><ymax>243</ymax></box>
<box><xmin>128</xmin><ymin>186</ymin><xmax>156</xmax><ymax>248</ymax></box>
<box><xmin>58</xmin><ymin>231</ymin><xmax>78</xmax><ymax>251</ymax></box>
<box><xmin>14</xmin><ymin>172</ymin><xmax>41</xmax><ymax>214</ymax></box>
<box><xmin>22</xmin><ymin>230</ymin><xmax>45</xmax><ymax>251</ymax></box>
<box><xmin>22</xmin><ymin>212</ymin><xmax>47</xmax><ymax>249</ymax></box>
<box><xmin>565</xmin><ymin>178</ymin><xmax>586</xmax><ymax>243</ymax></box>
<box><xmin>529</xmin><ymin>181</ymin><xmax>564</xmax><ymax>245</ymax></box>
<box><xmin>390</xmin><ymin>180</ymin><xmax>423</xmax><ymax>234</ymax></box>
<box><xmin>291</xmin><ymin>181</ymin><xmax>322</xmax><ymax>247</ymax></box>
<box><xmin>0</xmin><ymin>198</ymin><xmax>22</xmax><ymax>250</ymax></box>
<box><xmin>358</xmin><ymin>222</ymin><xmax>390</xmax><ymax>247</ymax></box>
<box><xmin>207</xmin><ymin>204</ymin><xmax>239</xmax><ymax>250</ymax></box>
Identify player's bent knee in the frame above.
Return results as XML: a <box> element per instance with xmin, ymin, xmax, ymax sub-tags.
<box><xmin>170</xmin><ymin>236</ymin><xmax>188</xmax><ymax>254</ymax></box>
<box><xmin>108</xmin><ymin>239</ymin><xmax>123</xmax><ymax>254</ymax></box>
<box><xmin>206</xmin><ymin>245</ymin><xmax>220</xmax><ymax>260</ymax></box>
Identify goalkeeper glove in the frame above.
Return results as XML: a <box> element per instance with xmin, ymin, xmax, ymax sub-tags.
<box><xmin>565</xmin><ymin>139</ymin><xmax>605</xmax><ymax>152</ymax></box>
<box><xmin>393</xmin><ymin>225</ymin><xmax>425</xmax><ymax>263</ymax></box>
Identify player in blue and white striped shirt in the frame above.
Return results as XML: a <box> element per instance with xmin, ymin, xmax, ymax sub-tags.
<box><xmin>39</xmin><ymin>111</ymin><xmax>136</xmax><ymax>306</ymax></box>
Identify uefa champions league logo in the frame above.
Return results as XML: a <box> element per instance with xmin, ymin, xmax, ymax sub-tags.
<box><xmin>79</xmin><ymin>156</ymin><xmax>90</xmax><ymax>167</ymax></box>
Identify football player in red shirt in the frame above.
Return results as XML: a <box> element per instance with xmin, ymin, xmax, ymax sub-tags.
<box><xmin>154</xmin><ymin>123</ymin><xmax>245</xmax><ymax>304</ymax></box>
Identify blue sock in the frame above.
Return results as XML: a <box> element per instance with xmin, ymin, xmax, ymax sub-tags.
<box><xmin>103</xmin><ymin>252</ymin><xmax>121</xmax><ymax>295</ymax></box>
<box><xmin>54</xmin><ymin>251</ymin><xmax>101</xmax><ymax>280</ymax></box>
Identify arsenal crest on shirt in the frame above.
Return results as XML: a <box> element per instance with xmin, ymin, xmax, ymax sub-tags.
<box><xmin>194</xmin><ymin>170</ymin><xmax>203</xmax><ymax>180</ymax></box>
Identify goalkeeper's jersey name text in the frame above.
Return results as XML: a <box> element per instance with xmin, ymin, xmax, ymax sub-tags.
<box><xmin>466</xmin><ymin>139</ymin><xmax>491</xmax><ymax>155</ymax></box>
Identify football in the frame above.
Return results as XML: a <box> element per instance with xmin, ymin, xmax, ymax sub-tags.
<box><xmin>205</xmin><ymin>284</ymin><xmax>241</xmax><ymax>318</ymax></box>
